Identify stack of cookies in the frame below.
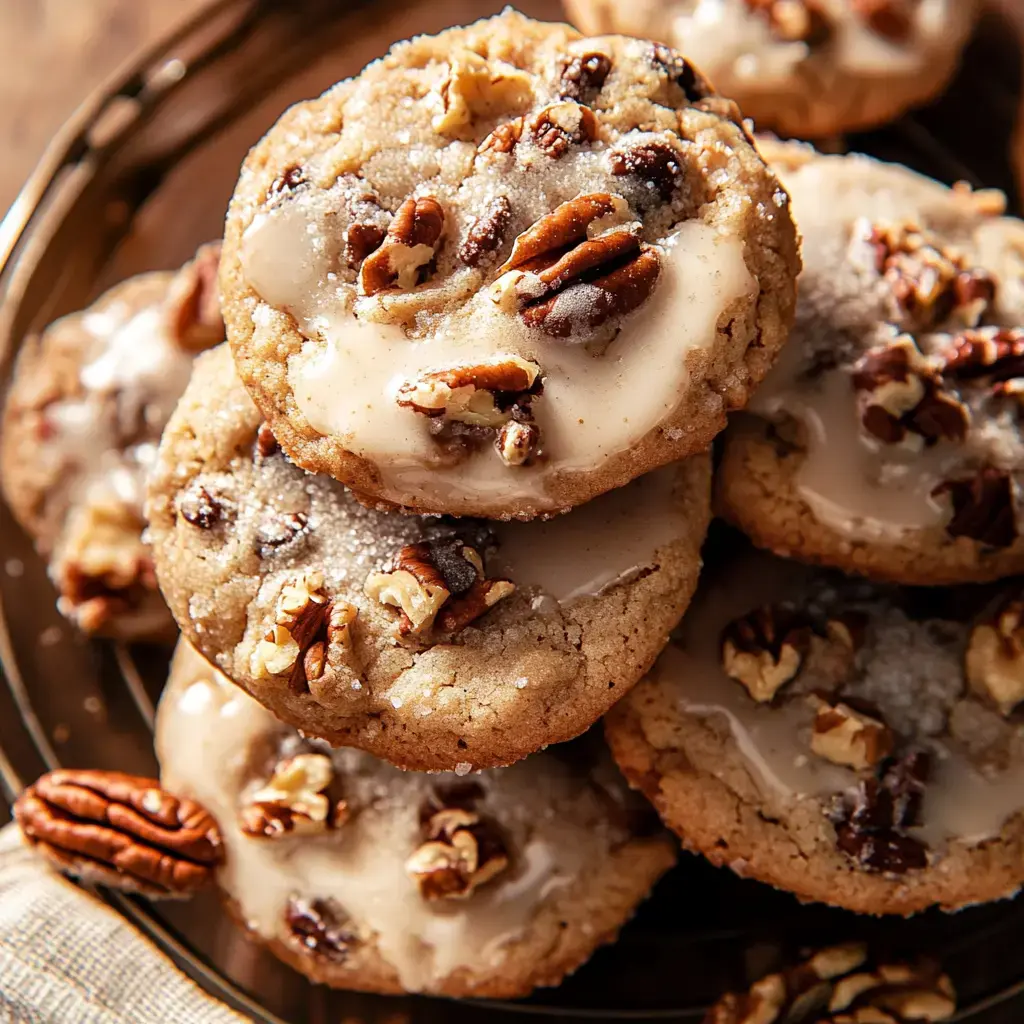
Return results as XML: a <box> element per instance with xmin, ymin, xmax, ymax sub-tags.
<box><xmin>5</xmin><ymin>3</ymin><xmax>1023</xmax><ymax>1012</ymax></box>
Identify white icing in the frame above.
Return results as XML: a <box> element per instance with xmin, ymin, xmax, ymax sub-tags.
<box><xmin>242</xmin><ymin>201</ymin><xmax>753</xmax><ymax>512</ymax></box>
<box><xmin>656</xmin><ymin>553</ymin><xmax>1024</xmax><ymax>848</ymax></box>
<box><xmin>157</xmin><ymin>643</ymin><xmax>628</xmax><ymax>992</ymax></box>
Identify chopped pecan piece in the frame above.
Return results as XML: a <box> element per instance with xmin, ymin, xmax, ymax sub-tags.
<box><xmin>459</xmin><ymin>196</ymin><xmax>512</xmax><ymax>266</ymax></box>
<box><xmin>497</xmin><ymin>419</ymin><xmax>540</xmax><ymax>466</ymax></box>
<box><xmin>559</xmin><ymin>52</ymin><xmax>612</xmax><ymax>103</ymax></box>
<box><xmin>268</xmin><ymin>165</ymin><xmax>306</xmax><ymax>201</ymax></box>
<box><xmin>744</xmin><ymin>0</ymin><xmax>832</xmax><ymax>44</ymax></box>
<box><xmin>405</xmin><ymin>803</ymin><xmax>509</xmax><ymax>900</ymax></box>
<box><xmin>358</xmin><ymin>196</ymin><xmax>446</xmax><ymax>295</ymax></box>
<box><xmin>609</xmin><ymin>139</ymin><xmax>685</xmax><ymax>202</ymax></box>
<box><xmin>256</xmin><ymin>422</ymin><xmax>278</xmax><ymax>457</ymax></box>
<box><xmin>811</xmin><ymin>699</ymin><xmax>894</xmax><ymax>771</ymax></box>
<box><xmin>179</xmin><ymin>485</ymin><xmax>226</xmax><ymax>529</ymax></box>
<box><xmin>14</xmin><ymin>769</ymin><xmax>222</xmax><ymax>897</ymax></box>
<box><xmin>493</xmin><ymin>193</ymin><xmax>660</xmax><ymax>338</ymax></box>
<box><xmin>828</xmin><ymin>750</ymin><xmax>930</xmax><ymax>874</ymax></box>
<box><xmin>852</xmin><ymin>0</ymin><xmax>919</xmax><ymax>42</ymax></box>
<box><xmin>525</xmin><ymin>101</ymin><xmax>598</xmax><ymax>158</ymax></box>
<box><xmin>344</xmin><ymin>189</ymin><xmax>388</xmax><ymax>269</ymax></box>
<box><xmin>942</xmin><ymin>327</ymin><xmax>1024</xmax><ymax>397</ymax></box>
<box><xmin>933</xmin><ymin>468</ymin><xmax>1018</xmax><ymax>549</ymax></box>
<box><xmin>721</xmin><ymin>606</ymin><xmax>811</xmax><ymax>702</ymax></box>
<box><xmin>431</xmin><ymin>51</ymin><xmax>533</xmax><ymax>135</ymax></box>
<box><xmin>165</xmin><ymin>242</ymin><xmax>224</xmax><ymax>352</ymax></box>
<box><xmin>965</xmin><ymin>597</ymin><xmax>1024</xmax><ymax>715</ymax></box>
<box><xmin>478</xmin><ymin>117</ymin><xmax>524</xmax><ymax>156</ymax></box>
<box><xmin>240</xmin><ymin>752</ymin><xmax>346</xmax><ymax>839</ymax></box>
<box><xmin>649</xmin><ymin>43</ymin><xmax>715</xmax><ymax>102</ymax></box>
<box><xmin>865</xmin><ymin>220</ymin><xmax>995</xmax><ymax>330</ymax></box>
<box><xmin>365</xmin><ymin>538</ymin><xmax>513</xmax><ymax>638</ymax></box>
<box><xmin>285</xmin><ymin>897</ymin><xmax>357</xmax><ymax>962</ymax></box>
<box><xmin>852</xmin><ymin>336</ymin><xmax>967</xmax><ymax>446</ymax></box>
<box><xmin>254</xmin><ymin>510</ymin><xmax>308</xmax><ymax>557</ymax></box>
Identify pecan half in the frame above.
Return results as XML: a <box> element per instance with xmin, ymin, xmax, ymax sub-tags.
<box><xmin>828</xmin><ymin>750</ymin><xmax>930</xmax><ymax>874</ymax></box>
<box><xmin>525</xmin><ymin>101</ymin><xmax>599</xmax><ymax>158</ymax></box>
<box><xmin>721</xmin><ymin>606</ymin><xmax>812</xmax><ymax>702</ymax></box>
<box><xmin>14</xmin><ymin>770</ymin><xmax>222</xmax><ymax>897</ymax></box>
<box><xmin>559</xmin><ymin>52</ymin><xmax>612</xmax><ymax>103</ymax></box>
<box><xmin>166</xmin><ymin>242</ymin><xmax>224</xmax><ymax>352</ymax></box>
<box><xmin>933</xmin><ymin>468</ymin><xmax>1018</xmax><ymax>549</ymax></box>
<box><xmin>240</xmin><ymin>752</ymin><xmax>347</xmax><ymax>839</ymax></box>
<box><xmin>811</xmin><ymin>699</ymin><xmax>894</xmax><ymax>771</ymax></box>
<box><xmin>852</xmin><ymin>0</ymin><xmax>920</xmax><ymax>42</ymax></box>
<box><xmin>745</xmin><ymin>0</ymin><xmax>832</xmax><ymax>44</ymax></box>
<box><xmin>493</xmin><ymin>193</ymin><xmax>661</xmax><ymax>339</ymax></box>
<box><xmin>405</xmin><ymin>803</ymin><xmax>509</xmax><ymax>900</ymax></box>
<box><xmin>358</xmin><ymin>196</ymin><xmax>446</xmax><ymax>295</ymax></box>
<box><xmin>851</xmin><ymin>336</ymin><xmax>967</xmax><ymax>446</ymax></box>
<box><xmin>942</xmin><ymin>327</ymin><xmax>1024</xmax><ymax>397</ymax></box>
<box><xmin>459</xmin><ymin>196</ymin><xmax>512</xmax><ymax>266</ymax></box>
<box><xmin>965</xmin><ymin>597</ymin><xmax>1024</xmax><ymax>716</ymax></box>
<box><xmin>865</xmin><ymin>220</ymin><xmax>995</xmax><ymax>331</ymax></box>
<box><xmin>285</xmin><ymin>897</ymin><xmax>357</xmax><ymax>962</ymax></box>
<box><xmin>609</xmin><ymin>139</ymin><xmax>685</xmax><ymax>202</ymax></box>
<box><xmin>365</xmin><ymin>538</ymin><xmax>513</xmax><ymax>638</ymax></box>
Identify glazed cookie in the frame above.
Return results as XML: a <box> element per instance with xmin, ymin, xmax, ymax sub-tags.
<box><xmin>221</xmin><ymin>11</ymin><xmax>799</xmax><ymax>519</ymax></box>
<box><xmin>147</xmin><ymin>345</ymin><xmax>710</xmax><ymax>770</ymax></box>
<box><xmin>717</xmin><ymin>142</ymin><xmax>1024</xmax><ymax>585</ymax></box>
<box><xmin>565</xmin><ymin>0</ymin><xmax>978</xmax><ymax>139</ymax></box>
<box><xmin>157</xmin><ymin>641</ymin><xmax>676</xmax><ymax>998</ymax></box>
<box><xmin>702</xmin><ymin>943</ymin><xmax>956</xmax><ymax>1024</ymax></box>
<box><xmin>0</xmin><ymin>244</ymin><xmax>222</xmax><ymax>638</ymax></box>
<box><xmin>606</xmin><ymin>544</ymin><xmax>1024</xmax><ymax>915</ymax></box>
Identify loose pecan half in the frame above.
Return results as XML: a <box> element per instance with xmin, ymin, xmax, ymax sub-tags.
<box><xmin>851</xmin><ymin>336</ymin><xmax>967</xmax><ymax>446</ymax></box>
<box><xmin>359</xmin><ymin>196</ymin><xmax>446</xmax><ymax>295</ymax></box>
<box><xmin>721</xmin><ymin>606</ymin><xmax>812</xmax><ymax>702</ymax></box>
<box><xmin>828</xmin><ymin>750</ymin><xmax>930</xmax><ymax>874</ymax></box>
<box><xmin>933</xmin><ymin>468</ymin><xmax>1018</xmax><ymax>549</ymax></box>
<box><xmin>744</xmin><ymin>0</ymin><xmax>832</xmax><ymax>44</ymax></box>
<box><xmin>559</xmin><ymin>52</ymin><xmax>612</xmax><ymax>103</ymax></box>
<box><xmin>285</xmin><ymin>897</ymin><xmax>357</xmax><ymax>962</ymax></box>
<box><xmin>965</xmin><ymin>596</ymin><xmax>1024</xmax><ymax>716</ymax></box>
<box><xmin>240</xmin><ymin>752</ymin><xmax>347</xmax><ymax>839</ymax></box>
<box><xmin>14</xmin><ymin>770</ymin><xmax>222</xmax><ymax>897</ymax></box>
<box><xmin>405</xmin><ymin>802</ymin><xmax>509</xmax><ymax>900</ymax></box>
<box><xmin>365</xmin><ymin>538</ymin><xmax>514</xmax><ymax>638</ymax></box>
<box><xmin>459</xmin><ymin>196</ymin><xmax>512</xmax><ymax>266</ymax></box>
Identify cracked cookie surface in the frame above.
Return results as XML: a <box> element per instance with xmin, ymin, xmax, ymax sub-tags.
<box><xmin>147</xmin><ymin>345</ymin><xmax>710</xmax><ymax>770</ymax></box>
<box><xmin>157</xmin><ymin>640</ymin><xmax>675</xmax><ymax>997</ymax></box>
<box><xmin>717</xmin><ymin>141</ymin><xmax>1024</xmax><ymax>585</ymax></box>
<box><xmin>606</xmin><ymin>537</ymin><xmax>1024</xmax><ymax>915</ymax></box>
<box><xmin>0</xmin><ymin>244</ymin><xmax>222</xmax><ymax>638</ymax></box>
<box><xmin>566</xmin><ymin>0</ymin><xmax>978</xmax><ymax>138</ymax></box>
<box><xmin>221</xmin><ymin>10</ymin><xmax>798</xmax><ymax>519</ymax></box>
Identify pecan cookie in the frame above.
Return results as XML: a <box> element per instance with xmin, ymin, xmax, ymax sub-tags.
<box><xmin>566</xmin><ymin>0</ymin><xmax>979</xmax><ymax>139</ymax></box>
<box><xmin>717</xmin><ymin>142</ymin><xmax>1024</xmax><ymax>585</ymax></box>
<box><xmin>147</xmin><ymin>345</ymin><xmax>710</xmax><ymax>770</ymax></box>
<box><xmin>607</xmin><ymin>542</ymin><xmax>1024</xmax><ymax>915</ymax></box>
<box><xmin>157</xmin><ymin>640</ymin><xmax>675</xmax><ymax>997</ymax></box>
<box><xmin>0</xmin><ymin>244</ymin><xmax>222</xmax><ymax>638</ymax></box>
<box><xmin>221</xmin><ymin>11</ymin><xmax>798</xmax><ymax>519</ymax></box>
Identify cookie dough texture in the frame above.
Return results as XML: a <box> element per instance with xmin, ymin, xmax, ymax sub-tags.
<box><xmin>1</xmin><ymin>245</ymin><xmax>222</xmax><ymax>638</ymax></box>
<box><xmin>221</xmin><ymin>11</ymin><xmax>798</xmax><ymax>519</ymax></box>
<box><xmin>717</xmin><ymin>142</ymin><xmax>1024</xmax><ymax>585</ymax></box>
<box><xmin>147</xmin><ymin>345</ymin><xmax>711</xmax><ymax>771</ymax></box>
<box><xmin>566</xmin><ymin>0</ymin><xmax>978</xmax><ymax>138</ymax></box>
<box><xmin>606</xmin><ymin>549</ymin><xmax>1024</xmax><ymax>915</ymax></box>
<box><xmin>158</xmin><ymin>641</ymin><xmax>676</xmax><ymax>998</ymax></box>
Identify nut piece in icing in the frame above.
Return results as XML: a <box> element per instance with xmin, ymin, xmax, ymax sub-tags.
<box><xmin>405</xmin><ymin>805</ymin><xmax>509</xmax><ymax>900</ymax></box>
<box><xmin>811</xmin><ymin>699</ymin><xmax>894</xmax><ymax>771</ymax></box>
<box><xmin>720</xmin><ymin>606</ymin><xmax>810</xmax><ymax>702</ymax></box>
<box><xmin>965</xmin><ymin>599</ymin><xmax>1024</xmax><ymax>716</ymax></box>
<box><xmin>358</xmin><ymin>196</ymin><xmax>446</xmax><ymax>295</ymax></box>
<box><xmin>239</xmin><ymin>752</ymin><xmax>347</xmax><ymax>839</ymax></box>
<box><xmin>933</xmin><ymin>468</ymin><xmax>1018</xmax><ymax>549</ymax></box>
<box><xmin>14</xmin><ymin>769</ymin><xmax>222</xmax><ymax>898</ymax></box>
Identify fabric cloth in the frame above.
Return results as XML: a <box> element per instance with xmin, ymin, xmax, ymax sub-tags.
<box><xmin>0</xmin><ymin>823</ymin><xmax>247</xmax><ymax>1023</ymax></box>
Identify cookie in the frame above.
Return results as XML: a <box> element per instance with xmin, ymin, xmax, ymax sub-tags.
<box><xmin>147</xmin><ymin>344</ymin><xmax>711</xmax><ymax>770</ymax></box>
<box><xmin>702</xmin><ymin>943</ymin><xmax>957</xmax><ymax>1023</ymax></box>
<box><xmin>606</xmin><ymin>544</ymin><xmax>1024</xmax><ymax>915</ymax></box>
<box><xmin>0</xmin><ymin>244</ymin><xmax>222</xmax><ymax>638</ymax></box>
<box><xmin>566</xmin><ymin>0</ymin><xmax>978</xmax><ymax>140</ymax></box>
<box><xmin>717</xmin><ymin>142</ymin><xmax>1024</xmax><ymax>585</ymax></box>
<box><xmin>157</xmin><ymin>640</ymin><xmax>676</xmax><ymax>998</ymax></box>
<box><xmin>220</xmin><ymin>11</ymin><xmax>799</xmax><ymax>520</ymax></box>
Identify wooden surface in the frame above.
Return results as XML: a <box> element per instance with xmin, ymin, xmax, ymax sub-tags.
<box><xmin>0</xmin><ymin>0</ymin><xmax>209</xmax><ymax>213</ymax></box>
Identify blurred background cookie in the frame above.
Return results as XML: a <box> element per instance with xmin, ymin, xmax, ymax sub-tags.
<box><xmin>0</xmin><ymin>243</ymin><xmax>222</xmax><ymax>639</ymax></box>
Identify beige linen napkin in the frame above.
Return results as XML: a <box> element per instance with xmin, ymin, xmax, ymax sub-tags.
<box><xmin>0</xmin><ymin>823</ymin><xmax>246</xmax><ymax>1023</ymax></box>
